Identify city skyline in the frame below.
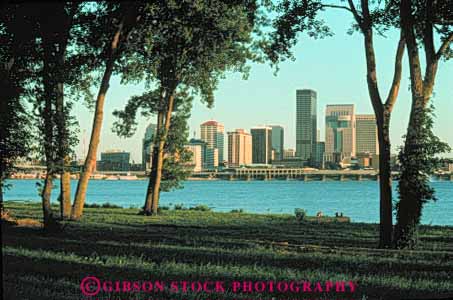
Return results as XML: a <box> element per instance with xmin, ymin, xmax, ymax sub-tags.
<box><xmin>72</xmin><ymin>11</ymin><xmax>453</xmax><ymax>162</ymax></box>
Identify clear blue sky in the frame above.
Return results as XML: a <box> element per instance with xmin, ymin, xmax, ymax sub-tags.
<box><xmin>73</xmin><ymin>10</ymin><xmax>453</xmax><ymax>163</ymax></box>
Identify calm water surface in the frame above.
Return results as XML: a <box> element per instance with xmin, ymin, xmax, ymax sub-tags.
<box><xmin>4</xmin><ymin>179</ymin><xmax>453</xmax><ymax>225</ymax></box>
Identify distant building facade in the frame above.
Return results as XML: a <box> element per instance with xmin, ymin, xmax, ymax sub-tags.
<box><xmin>227</xmin><ymin>129</ymin><xmax>252</xmax><ymax>168</ymax></box>
<box><xmin>185</xmin><ymin>144</ymin><xmax>203</xmax><ymax>173</ymax></box>
<box><xmin>187</xmin><ymin>138</ymin><xmax>212</xmax><ymax>171</ymax></box>
<box><xmin>325</xmin><ymin>104</ymin><xmax>356</xmax><ymax>163</ymax></box>
<box><xmin>200</xmin><ymin>120</ymin><xmax>224</xmax><ymax>167</ymax></box>
<box><xmin>355</xmin><ymin>114</ymin><xmax>379</xmax><ymax>156</ymax></box>
<box><xmin>270</xmin><ymin>125</ymin><xmax>284</xmax><ymax>161</ymax></box>
<box><xmin>296</xmin><ymin>89</ymin><xmax>317</xmax><ymax>161</ymax></box>
<box><xmin>251</xmin><ymin>126</ymin><xmax>272</xmax><ymax>164</ymax></box>
<box><xmin>98</xmin><ymin>150</ymin><xmax>130</xmax><ymax>171</ymax></box>
<box><xmin>314</xmin><ymin>141</ymin><xmax>325</xmax><ymax>168</ymax></box>
<box><xmin>142</xmin><ymin>123</ymin><xmax>157</xmax><ymax>171</ymax></box>
<box><xmin>283</xmin><ymin>148</ymin><xmax>296</xmax><ymax>159</ymax></box>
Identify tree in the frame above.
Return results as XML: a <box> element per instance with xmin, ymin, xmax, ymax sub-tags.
<box><xmin>117</xmin><ymin>0</ymin><xmax>259</xmax><ymax>215</ymax></box>
<box><xmin>1</xmin><ymin>3</ymin><xmax>38</xmax><ymax>216</ymax></box>
<box><xmin>71</xmin><ymin>3</ymin><xmax>143</xmax><ymax>220</ymax></box>
<box><xmin>267</xmin><ymin>0</ymin><xmax>404</xmax><ymax>247</ymax></box>
<box><xmin>393</xmin><ymin>0</ymin><xmax>452</xmax><ymax>248</ymax></box>
<box><xmin>113</xmin><ymin>89</ymin><xmax>193</xmax><ymax>206</ymax></box>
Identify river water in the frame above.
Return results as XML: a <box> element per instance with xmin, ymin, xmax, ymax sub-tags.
<box><xmin>4</xmin><ymin>179</ymin><xmax>453</xmax><ymax>225</ymax></box>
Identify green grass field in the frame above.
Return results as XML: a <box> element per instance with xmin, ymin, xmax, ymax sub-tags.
<box><xmin>2</xmin><ymin>201</ymin><xmax>453</xmax><ymax>300</ymax></box>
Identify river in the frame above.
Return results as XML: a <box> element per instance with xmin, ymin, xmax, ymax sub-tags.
<box><xmin>4</xmin><ymin>179</ymin><xmax>453</xmax><ymax>225</ymax></box>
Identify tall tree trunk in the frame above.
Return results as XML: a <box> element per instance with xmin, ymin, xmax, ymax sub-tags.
<box><xmin>0</xmin><ymin>177</ymin><xmax>4</xmax><ymax>214</ymax></box>
<box><xmin>60</xmin><ymin>157</ymin><xmax>72</xmax><ymax>218</ymax></box>
<box><xmin>56</xmin><ymin>80</ymin><xmax>71</xmax><ymax>219</ymax></box>
<box><xmin>143</xmin><ymin>110</ymin><xmax>164</xmax><ymax>214</ymax></box>
<box><xmin>71</xmin><ymin>20</ymin><xmax>125</xmax><ymax>220</ymax></box>
<box><xmin>359</xmin><ymin>23</ymin><xmax>404</xmax><ymax>247</ymax></box>
<box><xmin>41</xmin><ymin>173</ymin><xmax>54</xmax><ymax>226</ymax></box>
<box><xmin>150</xmin><ymin>91</ymin><xmax>175</xmax><ymax>215</ymax></box>
<box><xmin>377</xmin><ymin>111</ymin><xmax>393</xmax><ymax>247</ymax></box>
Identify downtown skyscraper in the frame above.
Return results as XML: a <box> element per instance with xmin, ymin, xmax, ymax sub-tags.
<box><xmin>325</xmin><ymin>104</ymin><xmax>356</xmax><ymax>162</ymax></box>
<box><xmin>227</xmin><ymin>129</ymin><xmax>252</xmax><ymax>167</ymax></box>
<box><xmin>251</xmin><ymin>126</ymin><xmax>272</xmax><ymax>164</ymax></box>
<box><xmin>356</xmin><ymin>114</ymin><xmax>379</xmax><ymax>155</ymax></box>
<box><xmin>296</xmin><ymin>89</ymin><xmax>317</xmax><ymax>161</ymax></box>
<box><xmin>200</xmin><ymin>120</ymin><xmax>224</xmax><ymax>168</ymax></box>
<box><xmin>270</xmin><ymin>125</ymin><xmax>284</xmax><ymax>161</ymax></box>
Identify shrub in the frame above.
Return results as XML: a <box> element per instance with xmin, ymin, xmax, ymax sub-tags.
<box><xmin>101</xmin><ymin>203</ymin><xmax>122</xmax><ymax>209</ymax></box>
<box><xmin>173</xmin><ymin>204</ymin><xmax>187</xmax><ymax>210</ymax></box>
<box><xmin>230</xmin><ymin>209</ymin><xmax>244</xmax><ymax>213</ymax></box>
<box><xmin>189</xmin><ymin>204</ymin><xmax>211</xmax><ymax>212</ymax></box>
<box><xmin>294</xmin><ymin>208</ymin><xmax>307</xmax><ymax>222</ymax></box>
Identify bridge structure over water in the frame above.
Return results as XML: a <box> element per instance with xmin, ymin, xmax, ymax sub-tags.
<box><xmin>192</xmin><ymin>168</ymin><xmax>453</xmax><ymax>182</ymax></box>
<box><xmin>10</xmin><ymin>165</ymin><xmax>453</xmax><ymax>181</ymax></box>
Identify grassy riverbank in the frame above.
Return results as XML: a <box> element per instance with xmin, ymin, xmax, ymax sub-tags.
<box><xmin>2</xmin><ymin>201</ymin><xmax>453</xmax><ymax>300</ymax></box>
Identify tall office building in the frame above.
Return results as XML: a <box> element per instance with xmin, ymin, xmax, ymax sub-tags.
<box><xmin>200</xmin><ymin>120</ymin><xmax>225</xmax><ymax>166</ymax></box>
<box><xmin>270</xmin><ymin>125</ymin><xmax>284</xmax><ymax>161</ymax></box>
<box><xmin>187</xmin><ymin>138</ymin><xmax>214</xmax><ymax>170</ymax></box>
<box><xmin>251</xmin><ymin>126</ymin><xmax>272</xmax><ymax>164</ymax></box>
<box><xmin>99</xmin><ymin>150</ymin><xmax>130</xmax><ymax>171</ymax></box>
<box><xmin>227</xmin><ymin>129</ymin><xmax>252</xmax><ymax>167</ymax></box>
<box><xmin>283</xmin><ymin>148</ymin><xmax>296</xmax><ymax>159</ymax></box>
<box><xmin>142</xmin><ymin>123</ymin><xmax>157</xmax><ymax>171</ymax></box>
<box><xmin>356</xmin><ymin>114</ymin><xmax>379</xmax><ymax>155</ymax></box>
<box><xmin>325</xmin><ymin>104</ymin><xmax>356</xmax><ymax>162</ymax></box>
<box><xmin>185</xmin><ymin>144</ymin><xmax>203</xmax><ymax>173</ymax></box>
<box><xmin>296</xmin><ymin>89</ymin><xmax>317</xmax><ymax>161</ymax></box>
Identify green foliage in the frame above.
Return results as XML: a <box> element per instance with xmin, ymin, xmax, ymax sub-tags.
<box><xmin>230</xmin><ymin>208</ymin><xmax>245</xmax><ymax>213</ymax></box>
<box><xmin>84</xmin><ymin>202</ymin><xmax>123</xmax><ymax>209</ymax></box>
<box><xmin>189</xmin><ymin>204</ymin><xmax>212</xmax><ymax>212</ymax></box>
<box><xmin>394</xmin><ymin>105</ymin><xmax>451</xmax><ymax>248</ymax></box>
<box><xmin>294</xmin><ymin>208</ymin><xmax>307</xmax><ymax>222</ymax></box>
<box><xmin>173</xmin><ymin>203</ymin><xmax>186</xmax><ymax>211</ymax></box>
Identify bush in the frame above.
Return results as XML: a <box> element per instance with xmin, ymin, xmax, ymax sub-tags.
<box><xmin>230</xmin><ymin>209</ymin><xmax>244</xmax><ymax>213</ymax></box>
<box><xmin>173</xmin><ymin>204</ymin><xmax>187</xmax><ymax>210</ymax></box>
<box><xmin>101</xmin><ymin>203</ymin><xmax>122</xmax><ymax>209</ymax></box>
<box><xmin>189</xmin><ymin>204</ymin><xmax>211</xmax><ymax>212</ymax></box>
<box><xmin>294</xmin><ymin>208</ymin><xmax>307</xmax><ymax>222</ymax></box>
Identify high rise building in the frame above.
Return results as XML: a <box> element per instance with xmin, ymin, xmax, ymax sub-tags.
<box><xmin>325</xmin><ymin>104</ymin><xmax>356</xmax><ymax>163</ymax></box>
<box><xmin>314</xmin><ymin>141</ymin><xmax>325</xmax><ymax>168</ymax></box>
<box><xmin>142</xmin><ymin>123</ymin><xmax>157</xmax><ymax>171</ymax></box>
<box><xmin>187</xmin><ymin>138</ymin><xmax>212</xmax><ymax>170</ymax></box>
<box><xmin>200</xmin><ymin>120</ymin><xmax>224</xmax><ymax>166</ymax></box>
<box><xmin>270</xmin><ymin>125</ymin><xmax>284</xmax><ymax>161</ymax></box>
<box><xmin>296</xmin><ymin>89</ymin><xmax>317</xmax><ymax>161</ymax></box>
<box><xmin>356</xmin><ymin>114</ymin><xmax>379</xmax><ymax>155</ymax></box>
<box><xmin>227</xmin><ymin>129</ymin><xmax>252</xmax><ymax>167</ymax></box>
<box><xmin>98</xmin><ymin>150</ymin><xmax>130</xmax><ymax>171</ymax></box>
<box><xmin>283</xmin><ymin>148</ymin><xmax>296</xmax><ymax>159</ymax></box>
<box><xmin>251</xmin><ymin>126</ymin><xmax>272</xmax><ymax>164</ymax></box>
<box><xmin>185</xmin><ymin>144</ymin><xmax>203</xmax><ymax>173</ymax></box>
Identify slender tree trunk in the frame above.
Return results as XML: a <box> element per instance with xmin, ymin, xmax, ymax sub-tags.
<box><xmin>150</xmin><ymin>91</ymin><xmax>175</xmax><ymax>215</ymax></box>
<box><xmin>71</xmin><ymin>20</ymin><xmax>125</xmax><ymax>220</ymax></box>
<box><xmin>377</xmin><ymin>111</ymin><xmax>393</xmax><ymax>247</ymax></box>
<box><xmin>56</xmin><ymin>80</ymin><xmax>71</xmax><ymax>219</ymax></box>
<box><xmin>60</xmin><ymin>157</ymin><xmax>72</xmax><ymax>218</ymax></box>
<box><xmin>41</xmin><ymin>173</ymin><xmax>54</xmax><ymax>225</ymax></box>
<box><xmin>143</xmin><ymin>110</ymin><xmax>164</xmax><ymax>214</ymax></box>
<box><xmin>0</xmin><ymin>177</ymin><xmax>4</xmax><ymax>214</ymax></box>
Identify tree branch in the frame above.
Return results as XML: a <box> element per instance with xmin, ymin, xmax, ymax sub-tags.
<box><xmin>435</xmin><ymin>32</ymin><xmax>453</xmax><ymax>60</ymax></box>
<box><xmin>347</xmin><ymin>0</ymin><xmax>364</xmax><ymax>29</ymax></box>
<box><xmin>321</xmin><ymin>4</ymin><xmax>352</xmax><ymax>13</ymax></box>
<box><xmin>385</xmin><ymin>34</ymin><xmax>405</xmax><ymax>112</ymax></box>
